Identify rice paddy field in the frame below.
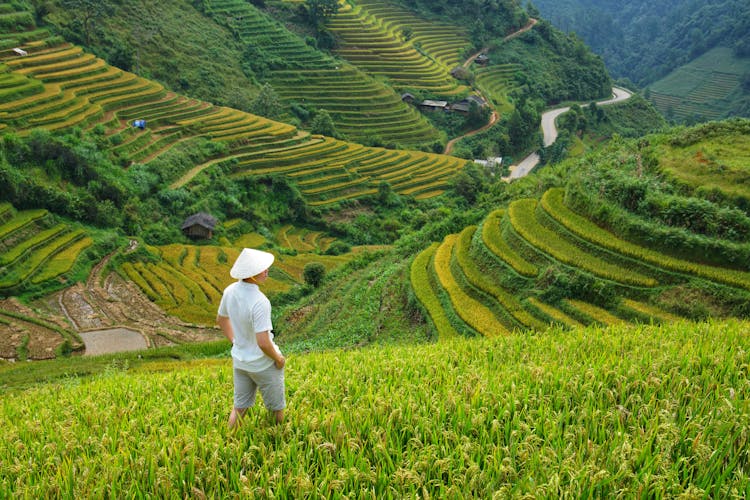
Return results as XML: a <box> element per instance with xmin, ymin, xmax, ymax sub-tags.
<box><xmin>1</xmin><ymin>319</ymin><xmax>748</xmax><ymax>497</ymax></box>
<box><xmin>116</xmin><ymin>225</ymin><xmax>383</xmax><ymax>325</ymax></box>
<box><xmin>648</xmin><ymin>47</ymin><xmax>750</xmax><ymax>122</ymax></box>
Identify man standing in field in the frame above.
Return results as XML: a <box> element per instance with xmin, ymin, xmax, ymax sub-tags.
<box><xmin>217</xmin><ymin>248</ymin><xmax>286</xmax><ymax>428</ymax></box>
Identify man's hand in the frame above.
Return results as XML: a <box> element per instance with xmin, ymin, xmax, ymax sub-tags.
<box><xmin>275</xmin><ymin>355</ymin><xmax>286</xmax><ymax>370</ymax></box>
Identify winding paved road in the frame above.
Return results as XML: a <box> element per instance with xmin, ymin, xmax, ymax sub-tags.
<box><xmin>508</xmin><ymin>86</ymin><xmax>633</xmax><ymax>179</ymax></box>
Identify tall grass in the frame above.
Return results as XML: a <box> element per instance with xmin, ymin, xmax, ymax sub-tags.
<box><xmin>1</xmin><ymin>320</ymin><xmax>748</xmax><ymax>496</ymax></box>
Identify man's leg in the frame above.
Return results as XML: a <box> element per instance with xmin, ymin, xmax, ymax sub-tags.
<box><xmin>228</xmin><ymin>407</ymin><xmax>248</xmax><ymax>429</ymax></box>
<box><xmin>231</xmin><ymin>368</ymin><xmax>257</xmax><ymax>429</ymax></box>
<box><xmin>256</xmin><ymin>365</ymin><xmax>286</xmax><ymax>425</ymax></box>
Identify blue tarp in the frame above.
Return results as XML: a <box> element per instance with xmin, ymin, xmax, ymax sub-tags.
<box><xmin>133</xmin><ymin>119</ymin><xmax>146</xmax><ymax>129</ymax></box>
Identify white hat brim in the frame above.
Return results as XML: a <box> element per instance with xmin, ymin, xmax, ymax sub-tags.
<box><xmin>230</xmin><ymin>248</ymin><xmax>274</xmax><ymax>280</ymax></box>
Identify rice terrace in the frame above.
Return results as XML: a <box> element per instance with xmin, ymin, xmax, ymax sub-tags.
<box><xmin>1</xmin><ymin>0</ymin><xmax>749</xmax><ymax>496</ymax></box>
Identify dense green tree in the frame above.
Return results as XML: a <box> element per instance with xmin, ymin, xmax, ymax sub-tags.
<box><xmin>303</xmin><ymin>0</ymin><xmax>339</xmax><ymax>30</ymax></box>
<box><xmin>59</xmin><ymin>0</ymin><xmax>111</xmax><ymax>45</ymax></box>
<box><xmin>250</xmin><ymin>83</ymin><xmax>282</xmax><ymax>119</ymax></box>
<box><xmin>532</xmin><ymin>0</ymin><xmax>750</xmax><ymax>86</ymax></box>
<box><xmin>303</xmin><ymin>262</ymin><xmax>326</xmax><ymax>288</ymax></box>
<box><xmin>310</xmin><ymin>110</ymin><xmax>338</xmax><ymax>137</ymax></box>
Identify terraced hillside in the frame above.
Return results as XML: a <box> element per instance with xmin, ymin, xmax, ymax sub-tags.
<box><xmin>200</xmin><ymin>0</ymin><xmax>441</xmax><ymax>148</ymax></box>
<box><xmin>648</xmin><ymin>47</ymin><xmax>750</xmax><ymax>121</ymax></box>
<box><xmin>0</xmin><ymin>204</ymin><xmax>94</xmax><ymax>296</ymax></box>
<box><xmin>475</xmin><ymin>63</ymin><xmax>522</xmax><ymax>115</ymax></box>
<box><xmin>119</xmin><ymin>225</ymin><xmax>384</xmax><ymax>325</ymax></box>
<box><xmin>328</xmin><ymin>2</ymin><xmax>468</xmax><ymax>95</ymax></box>
<box><xmin>412</xmin><ymin>121</ymin><xmax>750</xmax><ymax>337</ymax></box>
<box><xmin>0</xmin><ymin>5</ymin><xmax>467</xmax><ymax>205</ymax></box>
<box><xmin>355</xmin><ymin>0</ymin><xmax>470</xmax><ymax>70</ymax></box>
<box><xmin>0</xmin><ymin>296</ymin><xmax>83</xmax><ymax>360</ymax></box>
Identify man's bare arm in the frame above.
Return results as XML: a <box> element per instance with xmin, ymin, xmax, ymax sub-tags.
<box><xmin>256</xmin><ymin>331</ymin><xmax>285</xmax><ymax>368</ymax></box>
<box><xmin>217</xmin><ymin>315</ymin><xmax>234</xmax><ymax>343</ymax></box>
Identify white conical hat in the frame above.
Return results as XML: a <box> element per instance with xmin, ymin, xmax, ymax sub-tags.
<box><xmin>230</xmin><ymin>248</ymin><xmax>274</xmax><ymax>280</ymax></box>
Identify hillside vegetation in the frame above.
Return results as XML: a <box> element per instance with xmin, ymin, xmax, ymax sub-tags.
<box><xmin>409</xmin><ymin>119</ymin><xmax>750</xmax><ymax>339</ymax></box>
<box><xmin>0</xmin><ymin>0</ymin><xmax>623</xmax><ymax>358</ymax></box>
<box><xmin>532</xmin><ymin>0</ymin><xmax>750</xmax><ymax>86</ymax></box>
<box><xmin>533</xmin><ymin>0</ymin><xmax>750</xmax><ymax>122</ymax></box>
<box><xmin>648</xmin><ymin>47</ymin><xmax>750</xmax><ymax>121</ymax></box>
<box><xmin>1</xmin><ymin>1</ymin><xmax>749</xmax><ymax>494</ymax></box>
<box><xmin>2</xmin><ymin>320</ymin><xmax>748</xmax><ymax>496</ymax></box>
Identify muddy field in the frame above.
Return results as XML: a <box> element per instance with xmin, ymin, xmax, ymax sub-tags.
<box><xmin>0</xmin><ymin>253</ymin><xmax>222</xmax><ymax>361</ymax></box>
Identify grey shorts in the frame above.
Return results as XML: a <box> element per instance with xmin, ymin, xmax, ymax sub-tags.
<box><xmin>233</xmin><ymin>364</ymin><xmax>286</xmax><ymax>411</ymax></box>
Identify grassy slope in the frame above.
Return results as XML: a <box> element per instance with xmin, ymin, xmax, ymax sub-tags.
<box><xmin>1</xmin><ymin>319</ymin><xmax>748</xmax><ymax>496</ymax></box>
<box><xmin>44</xmin><ymin>0</ymin><xmax>258</xmax><ymax>109</ymax></box>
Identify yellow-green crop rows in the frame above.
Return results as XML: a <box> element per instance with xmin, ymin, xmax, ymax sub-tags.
<box><xmin>413</xmin><ymin>182</ymin><xmax>750</xmax><ymax>338</ymax></box>
<box><xmin>475</xmin><ymin>63</ymin><xmax>522</xmax><ymax>114</ymax></box>
<box><xmin>541</xmin><ymin>188</ymin><xmax>750</xmax><ymax>290</ymax></box>
<box><xmin>201</xmin><ymin>0</ymin><xmax>441</xmax><ymax>148</ymax></box>
<box><xmin>410</xmin><ymin>243</ymin><xmax>459</xmax><ymax>339</ymax></box>
<box><xmin>356</xmin><ymin>0</ymin><xmax>470</xmax><ymax>69</ymax></box>
<box><xmin>0</xmin><ymin>206</ymin><xmax>92</xmax><ymax>294</ymax></box>
<box><xmin>0</xmin><ymin>5</ymin><xmax>467</xmax><ymax>206</ymax></box>
<box><xmin>329</xmin><ymin>3</ymin><xmax>465</xmax><ymax>95</ymax></box>
<box><xmin>118</xmin><ymin>229</ymin><xmax>368</xmax><ymax>325</ymax></box>
<box><xmin>3</xmin><ymin>320</ymin><xmax>749</xmax><ymax>496</ymax></box>
<box><xmin>433</xmin><ymin>234</ymin><xmax>508</xmax><ymax>337</ymax></box>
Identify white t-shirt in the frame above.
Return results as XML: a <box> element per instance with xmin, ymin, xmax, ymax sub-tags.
<box><xmin>217</xmin><ymin>281</ymin><xmax>279</xmax><ymax>372</ymax></box>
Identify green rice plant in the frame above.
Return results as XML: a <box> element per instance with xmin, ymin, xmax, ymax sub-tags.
<box><xmin>619</xmin><ymin>298</ymin><xmax>683</xmax><ymax>324</ymax></box>
<box><xmin>526</xmin><ymin>297</ymin><xmax>584</xmax><ymax>328</ymax></box>
<box><xmin>233</xmin><ymin>232</ymin><xmax>266</xmax><ymax>248</ymax></box>
<box><xmin>541</xmin><ymin>188</ymin><xmax>750</xmax><ymax>291</ymax></box>
<box><xmin>562</xmin><ymin>299</ymin><xmax>625</xmax><ymax>326</ymax></box>
<box><xmin>59</xmin><ymin>64</ymin><xmax>123</xmax><ymax>90</ymax></box>
<box><xmin>5</xmin><ymin>44</ymin><xmax>81</xmax><ymax>66</ymax></box>
<box><xmin>0</xmin><ymin>82</ymin><xmax>63</xmax><ymax>113</ymax></box>
<box><xmin>119</xmin><ymin>262</ymin><xmax>158</xmax><ymax>301</ymax></box>
<box><xmin>0</xmin><ymin>229</ymin><xmax>84</xmax><ymax>289</ymax></box>
<box><xmin>455</xmin><ymin>226</ymin><xmax>547</xmax><ymax>331</ymax></box>
<box><xmin>5</xmin><ymin>88</ymin><xmax>79</xmax><ymax>123</ymax></box>
<box><xmin>302</xmin><ymin>178</ymin><xmax>369</xmax><ymax>197</ymax></box>
<box><xmin>27</xmin><ymin>95</ymin><xmax>89</xmax><ymax>124</ymax></box>
<box><xmin>5</xmin><ymin>319</ymin><xmax>750</xmax><ymax>496</ymax></box>
<box><xmin>274</xmin><ymin>253</ymin><xmax>351</xmax><ymax>283</ymax></box>
<box><xmin>30</xmin><ymin>236</ymin><xmax>92</xmax><ymax>284</ymax></box>
<box><xmin>481</xmin><ymin>209</ymin><xmax>538</xmax><ymax>277</ymax></box>
<box><xmin>130</xmin><ymin>262</ymin><xmax>178</xmax><ymax>308</ymax></box>
<box><xmin>0</xmin><ymin>209</ymin><xmax>47</xmax><ymax>240</ymax></box>
<box><xmin>509</xmin><ymin>199</ymin><xmax>658</xmax><ymax>287</ymax></box>
<box><xmin>36</xmin><ymin>58</ymin><xmax>108</xmax><ymax>82</ymax></box>
<box><xmin>329</xmin><ymin>3</ymin><xmax>463</xmax><ymax>94</ymax></box>
<box><xmin>434</xmin><ymin>234</ymin><xmax>509</xmax><ymax>337</ymax></box>
<box><xmin>0</xmin><ymin>224</ymin><xmax>67</xmax><ymax>266</ymax></box>
<box><xmin>28</xmin><ymin>54</ymin><xmax>101</xmax><ymax>80</ymax></box>
<box><xmin>0</xmin><ymin>77</ymin><xmax>44</xmax><ymax>104</ymax></box>
<box><xmin>410</xmin><ymin>243</ymin><xmax>459</xmax><ymax>339</ymax></box>
<box><xmin>95</xmin><ymin>81</ymin><xmax>165</xmax><ymax>111</ymax></box>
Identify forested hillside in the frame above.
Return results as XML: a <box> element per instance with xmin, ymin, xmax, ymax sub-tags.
<box><xmin>532</xmin><ymin>0</ymin><xmax>749</xmax><ymax>85</ymax></box>
<box><xmin>532</xmin><ymin>0</ymin><xmax>750</xmax><ymax>120</ymax></box>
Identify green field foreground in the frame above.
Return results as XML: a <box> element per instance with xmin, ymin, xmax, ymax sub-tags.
<box><xmin>2</xmin><ymin>320</ymin><xmax>749</xmax><ymax>497</ymax></box>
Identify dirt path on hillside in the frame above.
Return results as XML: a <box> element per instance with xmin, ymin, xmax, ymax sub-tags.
<box><xmin>444</xmin><ymin>19</ymin><xmax>538</xmax><ymax>155</ymax></box>
<box><xmin>444</xmin><ymin>110</ymin><xmax>498</xmax><ymax>155</ymax></box>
